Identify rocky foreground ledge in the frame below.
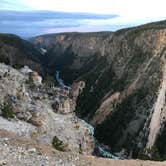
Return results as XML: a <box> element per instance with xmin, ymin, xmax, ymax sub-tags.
<box><xmin>0</xmin><ymin>63</ymin><xmax>94</xmax><ymax>155</ymax></box>
<box><xmin>0</xmin><ymin>130</ymin><xmax>165</xmax><ymax>166</ymax></box>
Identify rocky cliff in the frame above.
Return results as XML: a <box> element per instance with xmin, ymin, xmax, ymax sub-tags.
<box><xmin>0</xmin><ymin>34</ymin><xmax>44</xmax><ymax>75</ymax></box>
<box><xmin>0</xmin><ymin>59</ymin><xmax>165</xmax><ymax>166</ymax></box>
<box><xmin>0</xmin><ymin>63</ymin><xmax>94</xmax><ymax>154</ymax></box>
<box><xmin>31</xmin><ymin>20</ymin><xmax>166</xmax><ymax>160</ymax></box>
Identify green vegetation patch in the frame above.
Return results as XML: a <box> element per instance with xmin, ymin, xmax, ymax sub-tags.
<box><xmin>0</xmin><ymin>103</ymin><xmax>15</xmax><ymax>119</ymax></box>
<box><xmin>52</xmin><ymin>136</ymin><xmax>67</xmax><ymax>151</ymax></box>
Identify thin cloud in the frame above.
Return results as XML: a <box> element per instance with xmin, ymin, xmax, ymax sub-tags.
<box><xmin>0</xmin><ymin>10</ymin><xmax>119</xmax><ymax>37</ymax></box>
<box><xmin>0</xmin><ymin>0</ymin><xmax>165</xmax><ymax>37</ymax></box>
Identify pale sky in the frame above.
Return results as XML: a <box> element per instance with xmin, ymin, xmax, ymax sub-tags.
<box><xmin>0</xmin><ymin>0</ymin><xmax>166</xmax><ymax>37</ymax></box>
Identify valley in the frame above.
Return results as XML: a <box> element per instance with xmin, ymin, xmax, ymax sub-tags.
<box><xmin>0</xmin><ymin>20</ymin><xmax>166</xmax><ymax>165</ymax></box>
<box><xmin>31</xmin><ymin>20</ymin><xmax>166</xmax><ymax>160</ymax></box>
<box><xmin>0</xmin><ymin>62</ymin><xmax>164</xmax><ymax>165</ymax></box>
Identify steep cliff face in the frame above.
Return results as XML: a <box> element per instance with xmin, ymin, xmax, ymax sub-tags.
<box><xmin>31</xmin><ymin>32</ymin><xmax>113</xmax><ymax>83</ymax></box>
<box><xmin>31</xmin><ymin>20</ymin><xmax>166</xmax><ymax>159</ymax></box>
<box><xmin>0</xmin><ymin>34</ymin><xmax>44</xmax><ymax>75</ymax></box>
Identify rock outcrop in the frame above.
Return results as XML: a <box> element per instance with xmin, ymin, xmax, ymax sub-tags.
<box><xmin>0</xmin><ymin>63</ymin><xmax>94</xmax><ymax>155</ymax></box>
<box><xmin>0</xmin><ymin>33</ymin><xmax>44</xmax><ymax>75</ymax></box>
<box><xmin>147</xmin><ymin>58</ymin><xmax>166</xmax><ymax>149</ymax></box>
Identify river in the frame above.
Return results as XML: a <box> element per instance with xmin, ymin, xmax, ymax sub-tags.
<box><xmin>55</xmin><ymin>71</ymin><xmax>71</xmax><ymax>90</ymax></box>
<box><xmin>55</xmin><ymin>71</ymin><xmax>123</xmax><ymax>159</ymax></box>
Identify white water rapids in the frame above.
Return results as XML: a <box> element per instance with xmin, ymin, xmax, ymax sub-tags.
<box><xmin>56</xmin><ymin>71</ymin><xmax>71</xmax><ymax>90</ymax></box>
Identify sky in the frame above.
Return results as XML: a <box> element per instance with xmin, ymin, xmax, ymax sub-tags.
<box><xmin>0</xmin><ymin>0</ymin><xmax>165</xmax><ymax>37</ymax></box>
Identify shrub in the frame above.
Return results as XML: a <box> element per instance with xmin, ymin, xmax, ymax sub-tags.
<box><xmin>13</xmin><ymin>64</ymin><xmax>24</xmax><ymax>69</ymax></box>
<box><xmin>155</xmin><ymin>122</ymin><xmax>166</xmax><ymax>160</ymax></box>
<box><xmin>138</xmin><ymin>152</ymin><xmax>150</xmax><ymax>160</ymax></box>
<box><xmin>138</xmin><ymin>146</ymin><xmax>162</xmax><ymax>161</ymax></box>
<box><xmin>52</xmin><ymin>136</ymin><xmax>67</xmax><ymax>151</ymax></box>
<box><xmin>43</xmin><ymin>75</ymin><xmax>55</xmax><ymax>87</ymax></box>
<box><xmin>147</xmin><ymin>146</ymin><xmax>162</xmax><ymax>161</ymax></box>
<box><xmin>0</xmin><ymin>103</ymin><xmax>15</xmax><ymax>119</ymax></box>
<box><xmin>25</xmin><ymin>76</ymin><xmax>36</xmax><ymax>89</ymax></box>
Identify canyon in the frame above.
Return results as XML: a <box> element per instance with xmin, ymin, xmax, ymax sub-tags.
<box><xmin>31</xmin><ymin>20</ymin><xmax>166</xmax><ymax>160</ymax></box>
<box><xmin>0</xmin><ymin>19</ymin><xmax>166</xmax><ymax>165</ymax></box>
